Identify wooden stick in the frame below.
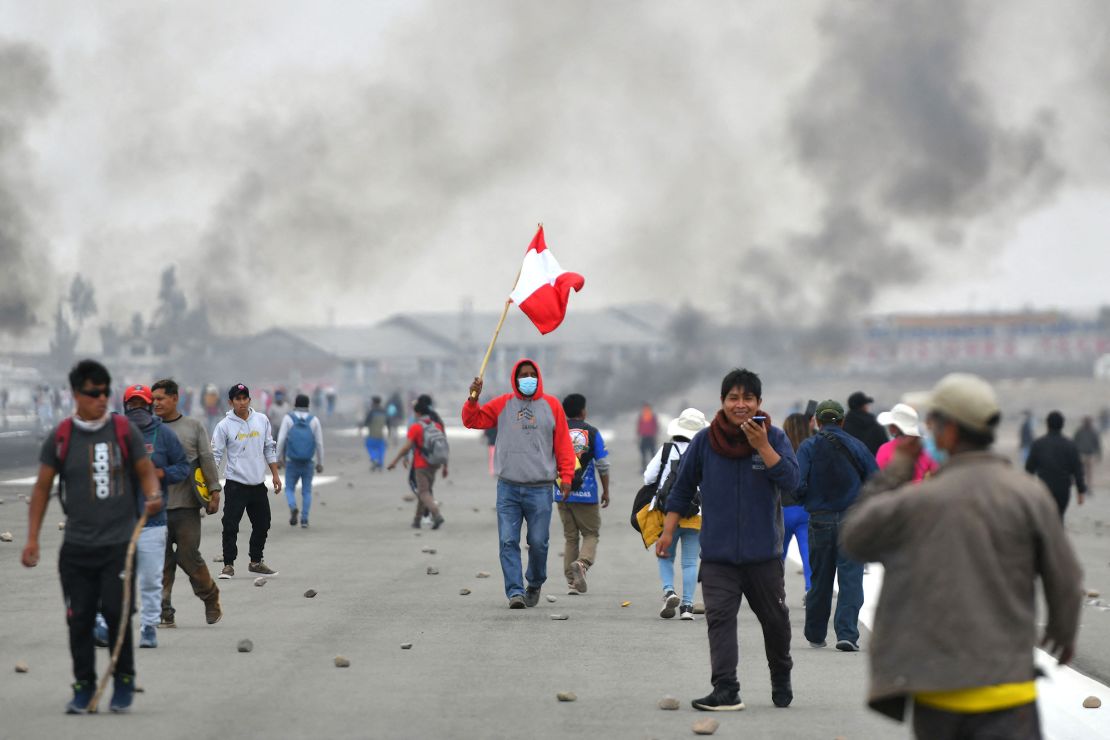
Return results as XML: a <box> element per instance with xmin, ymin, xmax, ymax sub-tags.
<box><xmin>87</xmin><ymin>511</ymin><xmax>148</xmax><ymax>713</ymax></box>
<box><xmin>469</xmin><ymin>256</ymin><xmax>526</xmax><ymax>401</ymax></box>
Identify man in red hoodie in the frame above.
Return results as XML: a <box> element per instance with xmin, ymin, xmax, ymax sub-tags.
<box><xmin>463</xmin><ymin>359</ymin><xmax>576</xmax><ymax>609</ymax></box>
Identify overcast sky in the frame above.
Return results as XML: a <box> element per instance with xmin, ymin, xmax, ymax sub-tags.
<box><xmin>2</xmin><ymin>0</ymin><xmax>1109</xmax><ymax>337</ymax></box>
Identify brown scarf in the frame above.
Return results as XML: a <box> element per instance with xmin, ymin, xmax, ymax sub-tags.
<box><xmin>708</xmin><ymin>408</ymin><xmax>772</xmax><ymax>459</ymax></box>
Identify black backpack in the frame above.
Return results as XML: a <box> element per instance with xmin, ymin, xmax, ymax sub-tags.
<box><xmin>630</xmin><ymin>442</ymin><xmax>672</xmax><ymax>533</ymax></box>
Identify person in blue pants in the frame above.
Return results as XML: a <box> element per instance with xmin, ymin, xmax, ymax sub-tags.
<box><xmin>782</xmin><ymin>414</ymin><xmax>813</xmax><ymax>598</ymax></box>
<box><xmin>276</xmin><ymin>394</ymin><xmax>324</xmax><ymax>528</ymax></box>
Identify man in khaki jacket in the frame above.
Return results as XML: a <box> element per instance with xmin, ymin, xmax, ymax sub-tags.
<box><xmin>842</xmin><ymin>373</ymin><xmax>1082</xmax><ymax>739</ymax></box>
<box><xmin>152</xmin><ymin>379</ymin><xmax>223</xmax><ymax>626</ymax></box>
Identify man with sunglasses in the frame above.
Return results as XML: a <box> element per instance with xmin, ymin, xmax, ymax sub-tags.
<box><xmin>21</xmin><ymin>359</ymin><xmax>163</xmax><ymax>714</ymax></box>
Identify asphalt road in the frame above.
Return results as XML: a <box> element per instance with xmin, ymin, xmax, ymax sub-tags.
<box><xmin>0</xmin><ymin>425</ymin><xmax>1106</xmax><ymax>739</ymax></box>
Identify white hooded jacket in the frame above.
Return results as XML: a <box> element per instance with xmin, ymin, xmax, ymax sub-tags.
<box><xmin>212</xmin><ymin>408</ymin><xmax>278</xmax><ymax>485</ymax></box>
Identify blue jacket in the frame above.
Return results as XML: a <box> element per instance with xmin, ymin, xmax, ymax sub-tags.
<box><xmin>131</xmin><ymin>414</ymin><xmax>190</xmax><ymax>527</ymax></box>
<box><xmin>795</xmin><ymin>425</ymin><xmax>878</xmax><ymax>513</ymax></box>
<box><xmin>665</xmin><ymin>426</ymin><xmax>800</xmax><ymax>565</ymax></box>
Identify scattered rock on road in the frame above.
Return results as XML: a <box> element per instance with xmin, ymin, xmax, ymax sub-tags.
<box><xmin>0</xmin><ymin>532</ymin><xmax>12</xmax><ymax>542</ymax></box>
<box><xmin>403</xmin><ymin>494</ymin><xmax>416</xmax><ymax>502</ymax></box>
<box><xmin>476</xmin><ymin>571</ymin><xmax>491</xmax><ymax>578</ymax></box>
<box><xmin>237</xmin><ymin>639</ymin><xmax>253</xmax><ymax>653</ymax></box>
<box><xmin>334</xmin><ymin>656</ymin><xmax>351</xmax><ymax>668</ymax></box>
<box><xmin>58</xmin><ymin>522</ymin><xmax>65</xmax><ymax>530</ymax></box>
<box><xmin>556</xmin><ymin>691</ymin><xmax>577</xmax><ymax>702</ymax></box>
<box><xmin>14</xmin><ymin>661</ymin><xmax>29</xmax><ymax>673</ymax></box>
<box><xmin>421</xmin><ymin>546</ymin><xmax>437</xmax><ymax>554</ymax></box>
<box><xmin>545</xmin><ymin>595</ymin><xmax>557</xmax><ymax>603</ymax></box>
<box><xmin>692</xmin><ymin>602</ymin><xmax>705</xmax><ymax>614</ymax></box>
<box><xmin>304</xmin><ymin>589</ymin><xmax>317</xmax><ymax>598</ymax></box>
<box><xmin>658</xmin><ymin>695</ymin><xmax>679</xmax><ymax>710</ymax></box>
<box><xmin>692</xmin><ymin>717</ymin><xmax>719</xmax><ymax>735</ymax></box>
<box><xmin>459</xmin><ymin>588</ymin><xmax>471</xmax><ymax>596</ymax></box>
<box><xmin>1083</xmin><ymin>695</ymin><xmax>1102</xmax><ymax>708</ymax></box>
<box><xmin>426</xmin><ymin>567</ymin><xmax>439</xmax><ymax>575</ymax></box>
<box><xmin>550</xmin><ymin>614</ymin><xmax>569</xmax><ymax>621</ymax></box>
<box><xmin>254</xmin><ymin>577</ymin><xmax>267</xmax><ymax>587</ymax></box>
<box><xmin>401</xmin><ymin>643</ymin><xmax>413</xmax><ymax>650</ymax></box>
<box><xmin>472</xmin><ymin>507</ymin><xmax>480</xmax><ymax>513</ymax></box>
<box><xmin>1087</xmin><ymin>589</ymin><xmax>1101</xmax><ymax>598</ymax></box>
<box><xmin>213</xmin><ymin>556</ymin><xmax>223</xmax><ymax>562</ymax></box>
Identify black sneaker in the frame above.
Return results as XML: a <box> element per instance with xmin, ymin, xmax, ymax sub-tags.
<box><xmin>835</xmin><ymin>639</ymin><xmax>860</xmax><ymax>652</ymax></box>
<box><xmin>432</xmin><ymin>514</ymin><xmax>445</xmax><ymax>530</ymax></box>
<box><xmin>109</xmin><ymin>674</ymin><xmax>135</xmax><ymax>713</ymax></box>
<box><xmin>523</xmin><ymin>586</ymin><xmax>541</xmax><ymax>607</ymax></box>
<box><xmin>692</xmin><ymin>687</ymin><xmax>745</xmax><ymax>712</ymax></box>
<box><xmin>289</xmin><ymin>507</ymin><xmax>298</xmax><ymax>526</ymax></box>
<box><xmin>679</xmin><ymin>604</ymin><xmax>695</xmax><ymax>620</ymax></box>
<box><xmin>659</xmin><ymin>590</ymin><xmax>680</xmax><ymax>619</ymax></box>
<box><xmin>771</xmin><ymin>675</ymin><xmax>793</xmax><ymax>708</ymax></box>
<box><xmin>508</xmin><ymin>595</ymin><xmax>526</xmax><ymax>609</ymax></box>
<box><xmin>65</xmin><ymin>681</ymin><xmax>94</xmax><ymax>714</ymax></box>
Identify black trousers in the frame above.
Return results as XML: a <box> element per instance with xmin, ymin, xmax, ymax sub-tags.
<box><xmin>59</xmin><ymin>541</ymin><xmax>135</xmax><ymax>683</ymax></box>
<box><xmin>701</xmin><ymin>559</ymin><xmax>793</xmax><ymax>694</ymax></box>
<box><xmin>913</xmin><ymin>701</ymin><xmax>1042</xmax><ymax>740</ymax></box>
<box><xmin>222</xmin><ymin>480</ymin><xmax>271</xmax><ymax>565</ymax></box>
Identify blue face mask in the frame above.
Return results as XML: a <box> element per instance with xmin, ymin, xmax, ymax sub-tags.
<box><xmin>517</xmin><ymin>376</ymin><xmax>538</xmax><ymax>396</ymax></box>
<box><xmin>923</xmin><ymin>431</ymin><xmax>949</xmax><ymax>465</ymax></box>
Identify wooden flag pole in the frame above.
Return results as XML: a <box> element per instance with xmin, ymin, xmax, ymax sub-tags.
<box><xmin>469</xmin><ymin>224</ymin><xmax>539</xmax><ymax>401</ymax></box>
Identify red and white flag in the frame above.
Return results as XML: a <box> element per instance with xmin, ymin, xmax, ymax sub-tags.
<box><xmin>509</xmin><ymin>226</ymin><xmax>585</xmax><ymax>335</ymax></box>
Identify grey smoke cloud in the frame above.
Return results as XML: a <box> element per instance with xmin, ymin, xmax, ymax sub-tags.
<box><xmin>0</xmin><ymin>40</ymin><xmax>54</xmax><ymax>333</ymax></box>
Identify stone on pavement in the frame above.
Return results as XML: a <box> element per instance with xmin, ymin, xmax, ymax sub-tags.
<box><xmin>334</xmin><ymin>656</ymin><xmax>351</xmax><ymax>668</ymax></box>
<box><xmin>421</xmin><ymin>546</ymin><xmax>436</xmax><ymax>554</ymax></box>
<box><xmin>550</xmin><ymin>614</ymin><xmax>569</xmax><ymax>621</ymax></box>
<box><xmin>304</xmin><ymin>589</ymin><xmax>317</xmax><ymax>598</ymax></box>
<box><xmin>57</xmin><ymin>522</ymin><xmax>65</xmax><ymax>530</ymax></box>
<box><xmin>237</xmin><ymin>639</ymin><xmax>253</xmax><ymax>653</ymax></box>
<box><xmin>459</xmin><ymin>588</ymin><xmax>471</xmax><ymax>595</ymax></box>
<box><xmin>692</xmin><ymin>717</ymin><xmax>719</xmax><ymax>735</ymax></box>
<box><xmin>1088</xmin><ymin>589</ymin><xmax>1101</xmax><ymax>598</ymax></box>
<box><xmin>254</xmin><ymin>577</ymin><xmax>267</xmax><ymax>587</ymax></box>
<box><xmin>14</xmin><ymin>661</ymin><xmax>29</xmax><ymax>673</ymax></box>
<box><xmin>401</xmin><ymin>643</ymin><xmax>413</xmax><ymax>650</ymax></box>
<box><xmin>1083</xmin><ymin>695</ymin><xmax>1102</xmax><ymax>708</ymax></box>
<box><xmin>476</xmin><ymin>571</ymin><xmax>490</xmax><ymax>578</ymax></box>
<box><xmin>426</xmin><ymin>566</ymin><xmax>439</xmax><ymax>575</ymax></box>
<box><xmin>0</xmin><ymin>532</ymin><xmax>12</xmax><ymax>542</ymax></box>
<box><xmin>402</xmin><ymin>493</ymin><xmax>416</xmax><ymax>502</ymax></box>
<box><xmin>556</xmin><ymin>691</ymin><xmax>577</xmax><ymax>702</ymax></box>
<box><xmin>545</xmin><ymin>595</ymin><xmax>557</xmax><ymax>603</ymax></box>
<box><xmin>658</xmin><ymin>695</ymin><xmax>679</xmax><ymax>710</ymax></box>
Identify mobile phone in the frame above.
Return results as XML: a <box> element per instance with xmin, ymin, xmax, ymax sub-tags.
<box><xmin>751</xmin><ymin>416</ymin><xmax>767</xmax><ymax>423</ymax></box>
<box><xmin>804</xmin><ymin>400</ymin><xmax>817</xmax><ymax>420</ymax></box>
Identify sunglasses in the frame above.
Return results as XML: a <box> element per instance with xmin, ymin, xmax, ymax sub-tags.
<box><xmin>77</xmin><ymin>387</ymin><xmax>112</xmax><ymax>399</ymax></box>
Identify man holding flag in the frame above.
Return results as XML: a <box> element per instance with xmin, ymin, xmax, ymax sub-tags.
<box><xmin>461</xmin><ymin>225</ymin><xmax>582</xmax><ymax>609</ymax></box>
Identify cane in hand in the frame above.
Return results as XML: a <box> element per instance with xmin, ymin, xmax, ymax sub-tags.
<box><xmin>87</xmin><ymin>511</ymin><xmax>147</xmax><ymax>713</ymax></box>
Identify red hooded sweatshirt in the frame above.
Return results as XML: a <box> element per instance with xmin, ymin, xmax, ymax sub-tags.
<box><xmin>461</xmin><ymin>358</ymin><xmax>576</xmax><ymax>486</ymax></box>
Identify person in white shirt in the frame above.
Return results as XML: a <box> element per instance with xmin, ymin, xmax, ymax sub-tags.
<box><xmin>211</xmin><ymin>383</ymin><xmax>281</xmax><ymax>579</ymax></box>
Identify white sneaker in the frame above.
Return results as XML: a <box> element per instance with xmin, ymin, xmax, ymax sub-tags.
<box><xmin>567</xmin><ymin>584</ymin><xmax>581</xmax><ymax>595</ymax></box>
<box><xmin>659</xmin><ymin>591</ymin><xmax>680</xmax><ymax>619</ymax></box>
<box><xmin>679</xmin><ymin>605</ymin><xmax>695</xmax><ymax>620</ymax></box>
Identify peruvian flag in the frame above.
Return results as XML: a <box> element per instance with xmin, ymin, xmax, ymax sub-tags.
<box><xmin>509</xmin><ymin>226</ymin><xmax>585</xmax><ymax>335</ymax></box>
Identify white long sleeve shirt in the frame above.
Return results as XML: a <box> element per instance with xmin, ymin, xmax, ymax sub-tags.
<box><xmin>276</xmin><ymin>410</ymin><xmax>324</xmax><ymax>466</ymax></box>
<box><xmin>211</xmin><ymin>408</ymin><xmax>278</xmax><ymax>485</ymax></box>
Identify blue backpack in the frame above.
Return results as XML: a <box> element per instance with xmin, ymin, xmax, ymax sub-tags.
<box><xmin>286</xmin><ymin>414</ymin><xmax>317</xmax><ymax>462</ymax></box>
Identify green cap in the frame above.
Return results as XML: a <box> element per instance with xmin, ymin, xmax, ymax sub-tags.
<box><xmin>815</xmin><ymin>399</ymin><xmax>845</xmax><ymax>423</ymax></box>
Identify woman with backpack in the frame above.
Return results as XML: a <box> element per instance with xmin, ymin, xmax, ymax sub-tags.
<box><xmin>387</xmin><ymin>394</ymin><xmax>447</xmax><ymax>530</ymax></box>
<box><xmin>643</xmin><ymin>408</ymin><xmax>708</xmax><ymax>620</ymax></box>
<box><xmin>781</xmin><ymin>413</ymin><xmax>813</xmax><ymax>602</ymax></box>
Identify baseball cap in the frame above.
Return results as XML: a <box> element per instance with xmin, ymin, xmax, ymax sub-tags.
<box><xmin>123</xmin><ymin>384</ymin><xmax>153</xmax><ymax>405</ymax></box>
<box><xmin>228</xmin><ymin>383</ymin><xmax>250</xmax><ymax>400</ymax></box>
<box><xmin>847</xmin><ymin>391</ymin><xmax>874</xmax><ymax>410</ymax></box>
<box><xmin>921</xmin><ymin>373</ymin><xmax>1001</xmax><ymax>434</ymax></box>
<box><xmin>815</xmin><ymin>399</ymin><xmax>845</xmax><ymax>423</ymax></box>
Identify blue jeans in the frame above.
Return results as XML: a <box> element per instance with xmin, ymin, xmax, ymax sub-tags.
<box><xmin>496</xmin><ymin>480</ymin><xmax>553</xmax><ymax>598</ymax></box>
<box><xmin>365</xmin><ymin>437</ymin><xmax>386</xmax><ymax>467</ymax></box>
<box><xmin>657</xmin><ymin>526</ymin><xmax>700</xmax><ymax>605</ymax></box>
<box><xmin>781</xmin><ymin>505</ymin><xmax>811</xmax><ymax>591</ymax></box>
<box><xmin>285</xmin><ymin>460</ymin><xmax>314</xmax><ymax>522</ymax></box>
<box><xmin>137</xmin><ymin>525</ymin><xmax>167</xmax><ymax>628</ymax></box>
<box><xmin>804</xmin><ymin>510</ymin><xmax>864</xmax><ymax>644</ymax></box>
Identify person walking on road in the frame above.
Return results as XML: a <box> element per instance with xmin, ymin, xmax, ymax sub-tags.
<box><xmin>558</xmin><ymin>394</ymin><xmax>611</xmax><ymax>595</ymax></box>
<box><xmin>1073</xmin><ymin>415</ymin><xmax>1101</xmax><ymax>493</ymax></box>
<box><xmin>212</xmin><ymin>384</ymin><xmax>282</xmax><ymax>579</ymax></box>
<box><xmin>21</xmin><ymin>359</ymin><xmax>163</xmax><ymax>714</ymax></box>
<box><xmin>1025</xmin><ymin>411</ymin><xmax>1087</xmax><ymax>519</ymax></box>
<box><xmin>842</xmin><ymin>373</ymin><xmax>1082</xmax><ymax>739</ymax></box>
<box><xmin>657</xmin><ymin>368</ymin><xmax>800</xmax><ymax>711</ymax></box>
<box><xmin>636</xmin><ymin>402</ymin><xmax>659</xmax><ymax>470</ymax></box>
<box><xmin>462</xmin><ymin>359</ymin><xmax>576</xmax><ymax>610</ymax></box>
<box><xmin>277</xmin><ymin>394</ymin><xmax>324</xmax><ymax>529</ymax></box>
<box><xmin>645</xmin><ymin>407</ymin><xmax>708</xmax><ymax>619</ymax></box>
<box><xmin>362</xmin><ymin>396</ymin><xmax>388</xmax><ymax>472</ymax></box>
<box><xmin>152</xmin><ymin>378</ymin><xmax>223</xmax><ymax>628</ymax></box>
<box><xmin>388</xmin><ymin>394</ymin><xmax>447</xmax><ymax>530</ymax></box>
<box><xmin>843</xmin><ymin>391</ymin><xmax>888</xmax><ymax>456</ymax></box>
<box><xmin>795</xmin><ymin>400</ymin><xmax>878</xmax><ymax>653</ymax></box>
<box><xmin>1019</xmin><ymin>410</ymin><xmax>1035</xmax><ymax>463</ymax></box>
<box><xmin>780</xmin><ymin>413</ymin><xmax>813</xmax><ymax>599</ymax></box>
<box><xmin>121</xmin><ymin>385</ymin><xmax>190</xmax><ymax>650</ymax></box>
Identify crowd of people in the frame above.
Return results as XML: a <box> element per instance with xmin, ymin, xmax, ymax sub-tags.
<box><xmin>17</xmin><ymin>355</ymin><xmax>1098</xmax><ymax>738</ymax></box>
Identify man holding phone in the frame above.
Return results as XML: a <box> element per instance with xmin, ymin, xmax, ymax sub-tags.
<box><xmin>657</xmin><ymin>368</ymin><xmax>800</xmax><ymax>712</ymax></box>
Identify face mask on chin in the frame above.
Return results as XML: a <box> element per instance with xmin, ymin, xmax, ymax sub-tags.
<box><xmin>517</xmin><ymin>377</ymin><xmax>538</xmax><ymax>396</ymax></box>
